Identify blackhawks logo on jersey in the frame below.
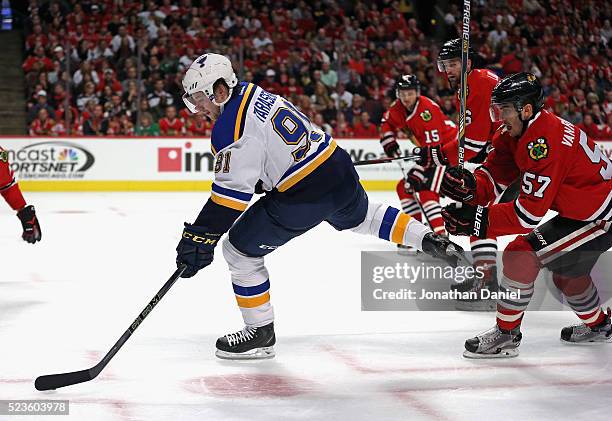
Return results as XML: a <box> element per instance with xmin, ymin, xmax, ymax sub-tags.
<box><xmin>420</xmin><ymin>110</ymin><xmax>432</xmax><ymax>122</ymax></box>
<box><xmin>527</xmin><ymin>137</ymin><xmax>549</xmax><ymax>161</ymax></box>
<box><xmin>0</xmin><ymin>150</ymin><xmax>7</xmax><ymax>163</ymax></box>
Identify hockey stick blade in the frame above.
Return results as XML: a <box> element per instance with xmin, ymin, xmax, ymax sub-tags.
<box><xmin>34</xmin><ymin>264</ymin><xmax>186</xmax><ymax>391</ymax></box>
<box><xmin>35</xmin><ymin>369</ymin><xmax>93</xmax><ymax>391</ymax></box>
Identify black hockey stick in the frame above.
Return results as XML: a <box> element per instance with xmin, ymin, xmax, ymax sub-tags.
<box><xmin>353</xmin><ymin>154</ymin><xmax>420</xmax><ymax>166</ymax></box>
<box><xmin>397</xmin><ymin>161</ymin><xmax>433</xmax><ymax>228</ymax></box>
<box><xmin>34</xmin><ymin>264</ymin><xmax>187</xmax><ymax>391</ymax></box>
<box><xmin>457</xmin><ymin>0</ymin><xmax>471</xmax><ymax>170</ymax></box>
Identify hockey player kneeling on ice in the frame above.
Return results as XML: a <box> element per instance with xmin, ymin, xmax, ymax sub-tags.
<box><xmin>175</xmin><ymin>53</ymin><xmax>466</xmax><ymax>360</ymax></box>
<box><xmin>440</xmin><ymin>72</ymin><xmax>612</xmax><ymax>358</ymax></box>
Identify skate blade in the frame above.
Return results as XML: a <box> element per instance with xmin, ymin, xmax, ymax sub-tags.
<box><xmin>397</xmin><ymin>248</ymin><xmax>419</xmax><ymax>256</ymax></box>
<box><xmin>455</xmin><ymin>300</ymin><xmax>496</xmax><ymax>312</ymax></box>
<box><xmin>560</xmin><ymin>336</ymin><xmax>612</xmax><ymax>346</ymax></box>
<box><xmin>215</xmin><ymin>346</ymin><xmax>275</xmax><ymax>360</ymax></box>
<box><xmin>463</xmin><ymin>348</ymin><xmax>519</xmax><ymax>359</ymax></box>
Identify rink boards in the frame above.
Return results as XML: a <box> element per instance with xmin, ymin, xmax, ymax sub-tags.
<box><xmin>1</xmin><ymin>137</ymin><xmax>611</xmax><ymax>192</ymax></box>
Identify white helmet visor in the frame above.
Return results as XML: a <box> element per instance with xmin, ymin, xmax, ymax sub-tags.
<box><xmin>182</xmin><ymin>90</ymin><xmax>213</xmax><ymax>114</ymax></box>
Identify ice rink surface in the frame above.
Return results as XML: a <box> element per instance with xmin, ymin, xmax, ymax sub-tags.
<box><xmin>1</xmin><ymin>192</ymin><xmax>611</xmax><ymax>421</ymax></box>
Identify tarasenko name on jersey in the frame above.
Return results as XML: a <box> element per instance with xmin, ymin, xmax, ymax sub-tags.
<box><xmin>253</xmin><ymin>89</ymin><xmax>277</xmax><ymax>123</ymax></box>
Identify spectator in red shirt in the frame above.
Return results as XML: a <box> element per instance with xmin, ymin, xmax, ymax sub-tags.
<box><xmin>23</xmin><ymin>45</ymin><xmax>54</xmax><ymax>74</ymax></box>
<box><xmin>29</xmin><ymin>109</ymin><xmax>56</xmax><ymax>136</ymax></box>
<box><xmin>352</xmin><ymin>111</ymin><xmax>379</xmax><ymax>138</ymax></box>
<box><xmin>53</xmin><ymin>108</ymin><xmax>83</xmax><ymax>136</ymax></box>
<box><xmin>499</xmin><ymin>44</ymin><xmax>524</xmax><ymax>74</ymax></box>
<box><xmin>578</xmin><ymin>114</ymin><xmax>604</xmax><ymax>139</ymax></box>
<box><xmin>25</xmin><ymin>24</ymin><xmax>48</xmax><ymax>50</ymax></box>
<box><xmin>260</xmin><ymin>69</ymin><xmax>281</xmax><ymax>94</ymax></box>
<box><xmin>604</xmin><ymin>114</ymin><xmax>612</xmax><ymax>140</ymax></box>
<box><xmin>544</xmin><ymin>86</ymin><xmax>569</xmax><ymax>113</ymax></box>
<box><xmin>97</xmin><ymin>69</ymin><xmax>123</xmax><ymax>94</ymax></box>
<box><xmin>186</xmin><ymin>115</ymin><xmax>213</xmax><ymax>137</ymax></box>
<box><xmin>348</xmin><ymin>50</ymin><xmax>366</xmax><ymax>75</ymax></box>
<box><xmin>280</xmin><ymin>75</ymin><xmax>304</xmax><ymax>100</ymax></box>
<box><xmin>159</xmin><ymin>105</ymin><xmax>185</xmax><ymax>136</ymax></box>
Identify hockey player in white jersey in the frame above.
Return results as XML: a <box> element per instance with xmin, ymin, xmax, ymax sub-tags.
<box><xmin>176</xmin><ymin>53</ymin><xmax>465</xmax><ymax>360</ymax></box>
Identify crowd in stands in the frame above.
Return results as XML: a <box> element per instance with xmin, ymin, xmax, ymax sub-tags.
<box><xmin>23</xmin><ymin>0</ymin><xmax>611</xmax><ymax>139</ymax></box>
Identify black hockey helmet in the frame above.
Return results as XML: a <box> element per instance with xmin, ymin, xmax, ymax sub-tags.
<box><xmin>437</xmin><ymin>38</ymin><xmax>476</xmax><ymax>72</ymax></box>
<box><xmin>395</xmin><ymin>74</ymin><xmax>420</xmax><ymax>97</ymax></box>
<box><xmin>490</xmin><ymin>72</ymin><xmax>544</xmax><ymax>122</ymax></box>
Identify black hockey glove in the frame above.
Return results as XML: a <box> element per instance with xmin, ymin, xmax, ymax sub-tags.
<box><xmin>440</xmin><ymin>166</ymin><xmax>477</xmax><ymax>202</ymax></box>
<box><xmin>421</xmin><ymin>232</ymin><xmax>468</xmax><ymax>267</ymax></box>
<box><xmin>380</xmin><ymin>137</ymin><xmax>400</xmax><ymax>158</ymax></box>
<box><xmin>176</xmin><ymin>223</ymin><xmax>221</xmax><ymax>278</ymax></box>
<box><xmin>442</xmin><ymin>203</ymin><xmax>489</xmax><ymax>239</ymax></box>
<box><xmin>17</xmin><ymin>205</ymin><xmax>41</xmax><ymax>244</ymax></box>
<box><xmin>412</xmin><ymin>145</ymin><xmax>449</xmax><ymax>168</ymax></box>
<box><xmin>404</xmin><ymin>165</ymin><xmax>427</xmax><ymax>192</ymax></box>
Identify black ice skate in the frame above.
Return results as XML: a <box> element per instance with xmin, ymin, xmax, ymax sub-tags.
<box><xmin>215</xmin><ymin>322</ymin><xmax>276</xmax><ymax>360</ymax></box>
<box><xmin>560</xmin><ymin>308</ymin><xmax>612</xmax><ymax>345</ymax></box>
<box><xmin>452</xmin><ymin>265</ymin><xmax>498</xmax><ymax>312</ymax></box>
<box><xmin>463</xmin><ymin>325</ymin><xmax>522</xmax><ymax>359</ymax></box>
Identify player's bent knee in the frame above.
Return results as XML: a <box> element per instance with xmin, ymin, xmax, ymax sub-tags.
<box><xmin>222</xmin><ymin>237</ymin><xmax>269</xmax><ymax>280</ymax></box>
<box><xmin>350</xmin><ymin>202</ymin><xmax>386</xmax><ymax>235</ymax></box>
<box><xmin>396</xmin><ymin>180</ymin><xmax>414</xmax><ymax>199</ymax></box>
<box><xmin>552</xmin><ymin>273</ymin><xmax>593</xmax><ymax>296</ymax></box>
<box><xmin>502</xmin><ymin>236</ymin><xmax>540</xmax><ymax>283</ymax></box>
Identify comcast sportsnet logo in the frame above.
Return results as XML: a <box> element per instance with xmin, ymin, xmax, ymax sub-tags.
<box><xmin>7</xmin><ymin>141</ymin><xmax>94</xmax><ymax>179</ymax></box>
<box><xmin>157</xmin><ymin>142</ymin><xmax>215</xmax><ymax>172</ymax></box>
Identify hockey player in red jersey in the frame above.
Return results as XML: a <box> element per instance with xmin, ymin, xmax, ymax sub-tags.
<box><xmin>412</xmin><ymin>39</ymin><xmax>503</xmax><ymax>309</ymax></box>
<box><xmin>380</xmin><ymin>75</ymin><xmax>457</xmax><ymax>240</ymax></box>
<box><xmin>441</xmin><ymin>73</ymin><xmax>612</xmax><ymax>357</ymax></box>
<box><xmin>0</xmin><ymin>147</ymin><xmax>41</xmax><ymax>243</ymax></box>
<box><xmin>413</xmin><ymin>39</ymin><xmax>500</xmax><ymax>166</ymax></box>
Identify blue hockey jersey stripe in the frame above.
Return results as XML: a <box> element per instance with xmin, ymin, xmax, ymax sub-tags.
<box><xmin>211</xmin><ymin>183</ymin><xmax>253</xmax><ymax>202</ymax></box>
<box><xmin>232</xmin><ymin>279</ymin><xmax>271</xmax><ymax>297</ymax></box>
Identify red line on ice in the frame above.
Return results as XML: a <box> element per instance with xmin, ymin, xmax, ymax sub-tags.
<box><xmin>391</xmin><ymin>390</ymin><xmax>452</xmax><ymax>421</ymax></box>
<box><xmin>321</xmin><ymin>344</ymin><xmax>591</xmax><ymax>374</ymax></box>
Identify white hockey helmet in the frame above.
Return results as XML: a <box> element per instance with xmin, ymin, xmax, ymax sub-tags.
<box><xmin>182</xmin><ymin>53</ymin><xmax>238</xmax><ymax>110</ymax></box>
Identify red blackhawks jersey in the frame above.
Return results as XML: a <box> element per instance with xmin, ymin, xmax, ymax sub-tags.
<box><xmin>0</xmin><ymin>146</ymin><xmax>26</xmax><ymax>210</ymax></box>
<box><xmin>380</xmin><ymin>95</ymin><xmax>457</xmax><ymax>148</ymax></box>
<box><xmin>442</xmin><ymin>69</ymin><xmax>500</xmax><ymax>166</ymax></box>
<box><xmin>472</xmin><ymin>110</ymin><xmax>612</xmax><ymax>237</ymax></box>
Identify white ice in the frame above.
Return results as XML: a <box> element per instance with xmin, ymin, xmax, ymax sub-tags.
<box><xmin>1</xmin><ymin>192</ymin><xmax>610</xmax><ymax>421</ymax></box>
